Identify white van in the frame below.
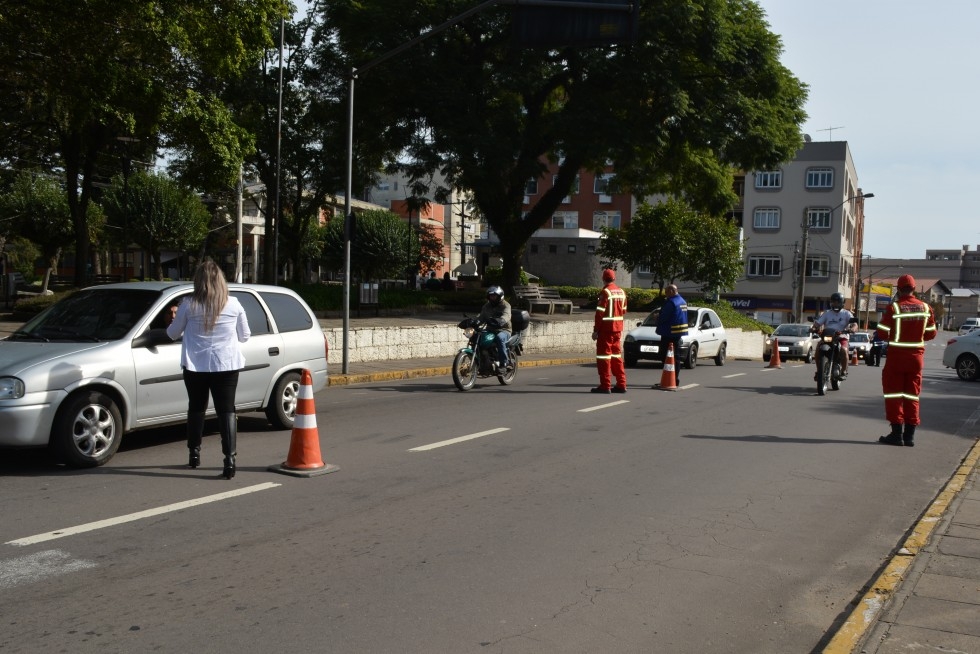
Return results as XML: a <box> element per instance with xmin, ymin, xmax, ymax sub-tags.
<box><xmin>959</xmin><ymin>318</ymin><xmax>980</xmax><ymax>336</ymax></box>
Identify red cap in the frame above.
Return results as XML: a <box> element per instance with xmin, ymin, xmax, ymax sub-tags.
<box><xmin>602</xmin><ymin>269</ymin><xmax>616</xmax><ymax>282</ymax></box>
<box><xmin>897</xmin><ymin>274</ymin><xmax>916</xmax><ymax>290</ymax></box>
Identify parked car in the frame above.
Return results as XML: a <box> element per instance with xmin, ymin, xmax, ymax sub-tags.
<box><xmin>623</xmin><ymin>306</ymin><xmax>727</xmax><ymax>369</ymax></box>
<box><xmin>762</xmin><ymin>323</ymin><xmax>814</xmax><ymax>363</ymax></box>
<box><xmin>943</xmin><ymin>330</ymin><xmax>980</xmax><ymax>381</ymax></box>
<box><xmin>0</xmin><ymin>282</ymin><xmax>328</xmax><ymax>467</ymax></box>
<box><xmin>958</xmin><ymin>318</ymin><xmax>980</xmax><ymax>336</ymax></box>
<box><xmin>847</xmin><ymin>332</ymin><xmax>873</xmax><ymax>359</ymax></box>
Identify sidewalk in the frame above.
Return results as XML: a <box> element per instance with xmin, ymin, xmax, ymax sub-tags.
<box><xmin>2</xmin><ymin>310</ymin><xmax>979</xmax><ymax>652</ymax></box>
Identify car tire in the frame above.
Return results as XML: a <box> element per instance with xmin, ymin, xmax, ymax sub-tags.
<box><xmin>804</xmin><ymin>348</ymin><xmax>813</xmax><ymax>364</ymax></box>
<box><xmin>685</xmin><ymin>343</ymin><xmax>698</xmax><ymax>369</ymax></box>
<box><xmin>51</xmin><ymin>390</ymin><xmax>123</xmax><ymax>468</ymax></box>
<box><xmin>955</xmin><ymin>353</ymin><xmax>980</xmax><ymax>382</ymax></box>
<box><xmin>266</xmin><ymin>371</ymin><xmax>301</xmax><ymax>429</ymax></box>
<box><xmin>624</xmin><ymin>354</ymin><xmax>638</xmax><ymax>368</ymax></box>
<box><xmin>714</xmin><ymin>343</ymin><xmax>726</xmax><ymax>366</ymax></box>
<box><xmin>762</xmin><ymin>352</ymin><xmax>771</xmax><ymax>363</ymax></box>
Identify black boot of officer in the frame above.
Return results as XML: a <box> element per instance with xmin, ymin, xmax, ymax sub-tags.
<box><xmin>879</xmin><ymin>423</ymin><xmax>903</xmax><ymax>446</ymax></box>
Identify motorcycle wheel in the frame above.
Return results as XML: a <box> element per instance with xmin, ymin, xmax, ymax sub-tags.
<box><xmin>831</xmin><ymin>362</ymin><xmax>841</xmax><ymax>391</ymax></box>
<box><xmin>817</xmin><ymin>359</ymin><xmax>827</xmax><ymax>396</ymax></box>
<box><xmin>452</xmin><ymin>351</ymin><xmax>478</xmax><ymax>391</ymax></box>
<box><xmin>497</xmin><ymin>353</ymin><xmax>518</xmax><ymax>385</ymax></box>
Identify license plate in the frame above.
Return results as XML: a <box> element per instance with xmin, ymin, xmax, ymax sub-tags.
<box><xmin>640</xmin><ymin>345</ymin><xmax>659</xmax><ymax>353</ymax></box>
<box><xmin>778</xmin><ymin>346</ymin><xmax>788</xmax><ymax>353</ymax></box>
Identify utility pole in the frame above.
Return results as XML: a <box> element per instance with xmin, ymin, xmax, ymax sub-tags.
<box><xmin>795</xmin><ymin>210</ymin><xmax>810</xmax><ymax>322</ymax></box>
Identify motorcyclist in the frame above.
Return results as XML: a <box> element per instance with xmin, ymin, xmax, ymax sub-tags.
<box><xmin>478</xmin><ymin>286</ymin><xmax>512</xmax><ymax>370</ymax></box>
<box><xmin>811</xmin><ymin>292</ymin><xmax>858</xmax><ymax>381</ymax></box>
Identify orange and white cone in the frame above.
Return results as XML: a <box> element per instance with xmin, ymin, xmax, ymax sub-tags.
<box><xmin>656</xmin><ymin>343</ymin><xmax>678</xmax><ymax>391</ymax></box>
<box><xmin>767</xmin><ymin>337</ymin><xmax>782</xmax><ymax>368</ymax></box>
<box><xmin>268</xmin><ymin>369</ymin><xmax>339</xmax><ymax>478</ymax></box>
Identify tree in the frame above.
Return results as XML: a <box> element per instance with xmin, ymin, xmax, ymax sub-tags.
<box><xmin>101</xmin><ymin>171</ymin><xmax>210</xmax><ymax>280</ymax></box>
<box><xmin>321</xmin><ymin>209</ymin><xmax>442</xmax><ymax>283</ymax></box>
<box><xmin>0</xmin><ymin>0</ymin><xmax>287</xmax><ymax>287</ymax></box>
<box><xmin>685</xmin><ymin>213</ymin><xmax>744</xmax><ymax>297</ymax></box>
<box><xmin>321</xmin><ymin>0</ymin><xmax>807</xmax><ymax>292</ymax></box>
<box><xmin>0</xmin><ymin>172</ymin><xmax>76</xmax><ymax>292</ymax></box>
<box><xmin>598</xmin><ymin>200</ymin><xmax>689</xmax><ymax>291</ymax></box>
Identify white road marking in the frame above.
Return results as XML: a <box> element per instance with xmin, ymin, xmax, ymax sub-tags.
<box><xmin>578</xmin><ymin>400</ymin><xmax>630</xmax><ymax>413</ymax></box>
<box><xmin>723</xmin><ymin>373</ymin><xmax>746</xmax><ymax>378</ymax></box>
<box><xmin>409</xmin><ymin>428</ymin><xmax>511</xmax><ymax>452</ymax></box>
<box><xmin>0</xmin><ymin>549</ymin><xmax>97</xmax><ymax>590</ymax></box>
<box><xmin>5</xmin><ymin>482</ymin><xmax>281</xmax><ymax>547</ymax></box>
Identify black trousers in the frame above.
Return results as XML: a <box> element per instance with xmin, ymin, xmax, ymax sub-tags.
<box><xmin>182</xmin><ymin>369</ymin><xmax>240</xmax><ymax>413</ymax></box>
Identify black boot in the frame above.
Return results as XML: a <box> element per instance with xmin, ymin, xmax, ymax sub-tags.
<box><xmin>879</xmin><ymin>423</ymin><xmax>904</xmax><ymax>446</ymax></box>
<box><xmin>186</xmin><ymin>411</ymin><xmax>205</xmax><ymax>468</ymax></box>
<box><xmin>903</xmin><ymin>425</ymin><xmax>916</xmax><ymax>448</ymax></box>
<box><xmin>219</xmin><ymin>412</ymin><xmax>237</xmax><ymax>479</ymax></box>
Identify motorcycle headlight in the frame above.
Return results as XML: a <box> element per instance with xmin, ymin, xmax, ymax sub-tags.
<box><xmin>0</xmin><ymin>376</ymin><xmax>26</xmax><ymax>399</ymax></box>
<box><xmin>822</xmin><ymin>335</ymin><xmax>833</xmax><ymax>343</ymax></box>
<box><xmin>464</xmin><ymin>328</ymin><xmax>475</xmax><ymax>337</ymax></box>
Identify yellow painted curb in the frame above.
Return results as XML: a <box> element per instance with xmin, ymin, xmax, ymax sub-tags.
<box><xmin>821</xmin><ymin>435</ymin><xmax>980</xmax><ymax>654</ymax></box>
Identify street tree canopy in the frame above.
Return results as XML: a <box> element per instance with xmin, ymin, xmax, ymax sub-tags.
<box><xmin>322</xmin><ymin>0</ymin><xmax>807</xmax><ymax>291</ymax></box>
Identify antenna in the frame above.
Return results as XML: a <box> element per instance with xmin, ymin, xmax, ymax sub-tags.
<box><xmin>816</xmin><ymin>126</ymin><xmax>845</xmax><ymax>140</ymax></box>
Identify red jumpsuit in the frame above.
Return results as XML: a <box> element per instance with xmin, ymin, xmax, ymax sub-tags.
<box><xmin>594</xmin><ymin>282</ymin><xmax>628</xmax><ymax>390</ymax></box>
<box><xmin>876</xmin><ymin>293</ymin><xmax>937</xmax><ymax>426</ymax></box>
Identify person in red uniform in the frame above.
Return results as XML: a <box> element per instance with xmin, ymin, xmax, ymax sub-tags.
<box><xmin>876</xmin><ymin>274</ymin><xmax>937</xmax><ymax>447</ymax></box>
<box><xmin>591</xmin><ymin>268</ymin><xmax>628</xmax><ymax>394</ymax></box>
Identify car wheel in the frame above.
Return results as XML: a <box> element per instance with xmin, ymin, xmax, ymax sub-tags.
<box><xmin>763</xmin><ymin>352</ymin><xmax>771</xmax><ymax>363</ymax></box>
<box><xmin>714</xmin><ymin>343</ymin><xmax>726</xmax><ymax>366</ymax></box>
<box><xmin>624</xmin><ymin>354</ymin><xmax>638</xmax><ymax>368</ymax></box>
<box><xmin>51</xmin><ymin>390</ymin><xmax>123</xmax><ymax>468</ymax></box>
<box><xmin>804</xmin><ymin>348</ymin><xmax>813</xmax><ymax>364</ymax></box>
<box><xmin>266</xmin><ymin>371</ymin><xmax>301</xmax><ymax>429</ymax></box>
<box><xmin>955</xmin><ymin>353</ymin><xmax>980</xmax><ymax>382</ymax></box>
<box><xmin>685</xmin><ymin>343</ymin><xmax>698</xmax><ymax>369</ymax></box>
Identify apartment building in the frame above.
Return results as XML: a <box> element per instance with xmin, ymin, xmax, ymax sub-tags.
<box><xmin>726</xmin><ymin>140</ymin><xmax>869</xmax><ymax>325</ymax></box>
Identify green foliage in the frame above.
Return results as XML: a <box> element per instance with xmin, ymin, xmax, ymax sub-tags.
<box><xmin>324</xmin><ymin>0</ymin><xmax>807</xmax><ymax>291</ymax></box>
<box><xmin>598</xmin><ymin>198</ymin><xmax>744</xmax><ymax>293</ymax></box>
<box><xmin>101</xmin><ymin>171</ymin><xmax>210</xmax><ymax>280</ymax></box>
<box><xmin>0</xmin><ymin>172</ymin><xmax>75</xmax><ymax>289</ymax></box>
<box><xmin>483</xmin><ymin>267</ymin><xmax>530</xmax><ymax>288</ymax></box>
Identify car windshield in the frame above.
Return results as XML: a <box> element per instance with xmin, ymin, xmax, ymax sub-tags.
<box><xmin>850</xmin><ymin>333</ymin><xmax>869</xmax><ymax>342</ymax></box>
<box><xmin>12</xmin><ymin>288</ymin><xmax>162</xmax><ymax>342</ymax></box>
<box><xmin>774</xmin><ymin>325</ymin><xmax>808</xmax><ymax>337</ymax></box>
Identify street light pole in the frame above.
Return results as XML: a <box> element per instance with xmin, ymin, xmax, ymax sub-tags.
<box><xmin>795</xmin><ymin>192</ymin><xmax>873</xmax><ymax>323</ymax></box>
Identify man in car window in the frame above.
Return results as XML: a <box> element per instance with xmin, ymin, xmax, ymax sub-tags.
<box><xmin>656</xmin><ymin>284</ymin><xmax>688</xmax><ymax>386</ymax></box>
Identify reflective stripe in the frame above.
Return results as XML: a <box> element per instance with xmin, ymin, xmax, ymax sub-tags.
<box><xmin>602</xmin><ymin>315</ymin><xmax>623</xmax><ymax>322</ymax></box>
<box><xmin>883</xmin><ymin>392</ymin><xmax>919</xmax><ymax>401</ymax></box>
<box><xmin>670</xmin><ymin>324</ymin><xmax>688</xmax><ymax>334</ymax></box>
<box><xmin>596</xmin><ymin>355</ymin><xmax>611</xmax><ymax>360</ymax></box>
<box><xmin>889</xmin><ymin>341</ymin><xmax>924</xmax><ymax>348</ymax></box>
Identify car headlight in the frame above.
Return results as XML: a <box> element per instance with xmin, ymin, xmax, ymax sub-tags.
<box><xmin>624</xmin><ymin>335</ymin><xmax>635</xmax><ymax>343</ymax></box>
<box><xmin>0</xmin><ymin>376</ymin><xmax>26</xmax><ymax>399</ymax></box>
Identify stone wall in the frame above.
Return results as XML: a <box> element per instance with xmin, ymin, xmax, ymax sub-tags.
<box><xmin>325</xmin><ymin>320</ymin><xmax>763</xmax><ymax>365</ymax></box>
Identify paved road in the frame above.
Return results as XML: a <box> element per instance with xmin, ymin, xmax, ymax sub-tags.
<box><xmin>1</xmin><ymin>344</ymin><xmax>977</xmax><ymax>653</ymax></box>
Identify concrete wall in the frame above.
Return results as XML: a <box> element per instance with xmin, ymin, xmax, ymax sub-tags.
<box><xmin>325</xmin><ymin>320</ymin><xmax>764</xmax><ymax>365</ymax></box>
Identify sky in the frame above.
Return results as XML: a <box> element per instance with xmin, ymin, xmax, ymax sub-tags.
<box><xmin>755</xmin><ymin>0</ymin><xmax>980</xmax><ymax>260</ymax></box>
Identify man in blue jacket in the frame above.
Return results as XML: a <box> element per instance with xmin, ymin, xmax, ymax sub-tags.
<box><xmin>656</xmin><ymin>284</ymin><xmax>688</xmax><ymax>385</ymax></box>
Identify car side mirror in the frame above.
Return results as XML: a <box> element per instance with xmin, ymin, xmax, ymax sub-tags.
<box><xmin>132</xmin><ymin>328</ymin><xmax>176</xmax><ymax>349</ymax></box>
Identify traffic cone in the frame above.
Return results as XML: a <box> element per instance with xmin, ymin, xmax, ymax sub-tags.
<box><xmin>767</xmin><ymin>337</ymin><xmax>782</xmax><ymax>368</ymax></box>
<box><xmin>655</xmin><ymin>342</ymin><xmax>678</xmax><ymax>391</ymax></box>
<box><xmin>851</xmin><ymin>347</ymin><xmax>859</xmax><ymax>366</ymax></box>
<box><xmin>268</xmin><ymin>369</ymin><xmax>339</xmax><ymax>478</ymax></box>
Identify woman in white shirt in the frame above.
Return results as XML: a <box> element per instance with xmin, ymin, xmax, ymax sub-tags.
<box><xmin>167</xmin><ymin>260</ymin><xmax>250</xmax><ymax>478</ymax></box>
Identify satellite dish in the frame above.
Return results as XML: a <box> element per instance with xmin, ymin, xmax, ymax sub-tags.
<box><xmin>804</xmin><ymin>133</ymin><xmax>812</xmax><ymax>142</ymax></box>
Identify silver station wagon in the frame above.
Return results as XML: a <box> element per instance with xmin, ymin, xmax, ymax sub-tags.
<box><xmin>0</xmin><ymin>282</ymin><xmax>328</xmax><ymax>467</ymax></box>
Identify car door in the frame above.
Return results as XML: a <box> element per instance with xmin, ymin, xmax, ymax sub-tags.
<box><xmin>131</xmin><ymin>292</ymin><xmax>193</xmax><ymax>425</ymax></box>
<box><xmin>696</xmin><ymin>309</ymin><xmax>722</xmax><ymax>356</ymax></box>
<box><xmin>231</xmin><ymin>290</ymin><xmax>284</xmax><ymax>410</ymax></box>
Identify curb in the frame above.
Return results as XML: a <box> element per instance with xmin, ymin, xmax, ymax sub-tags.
<box><xmin>821</xmin><ymin>435</ymin><xmax>980</xmax><ymax>653</ymax></box>
<box><xmin>327</xmin><ymin>357</ymin><xmax>594</xmax><ymax>386</ymax></box>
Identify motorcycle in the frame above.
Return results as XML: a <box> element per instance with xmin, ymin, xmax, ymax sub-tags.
<box><xmin>451</xmin><ymin>310</ymin><xmax>530</xmax><ymax>391</ymax></box>
<box><xmin>813</xmin><ymin>329</ymin><xmax>847</xmax><ymax>395</ymax></box>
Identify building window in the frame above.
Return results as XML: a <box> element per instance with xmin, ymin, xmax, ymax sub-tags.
<box><xmin>552</xmin><ymin>174</ymin><xmax>580</xmax><ymax>203</ymax></box>
<box><xmin>551</xmin><ymin>211</ymin><xmax>579</xmax><ymax>229</ymax></box>
<box><xmin>755</xmin><ymin>171</ymin><xmax>782</xmax><ymax>188</ymax></box>
<box><xmin>567</xmin><ymin>245</ymin><xmax>577</xmax><ymax>254</ymax></box>
<box><xmin>806</xmin><ymin>256</ymin><xmax>830</xmax><ymax>278</ymax></box>
<box><xmin>807</xmin><ymin>208</ymin><xmax>832</xmax><ymax>230</ymax></box>
<box><xmin>376</xmin><ymin>181</ymin><xmax>390</xmax><ymax>191</ymax></box>
<box><xmin>748</xmin><ymin>255</ymin><xmax>781</xmax><ymax>277</ymax></box>
<box><xmin>548</xmin><ymin>244</ymin><xmax>557</xmax><ymax>254</ymax></box>
<box><xmin>524</xmin><ymin>179</ymin><xmax>538</xmax><ymax>195</ymax></box>
<box><xmin>753</xmin><ymin>208</ymin><xmax>781</xmax><ymax>230</ymax></box>
<box><xmin>587</xmin><ymin>245</ymin><xmax>596</xmax><ymax>254</ymax></box>
<box><xmin>593</xmin><ymin>210</ymin><xmax>621</xmax><ymax>230</ymax></box>
<box><xmin>593</xmin><ymin>174</ymin><xmax>616</xmax><ymax>194</ymax></box>
<box><xmin>806</xmin><ymin>167</ymin><xmax>834</xmax><ymax>188</ymax></box>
